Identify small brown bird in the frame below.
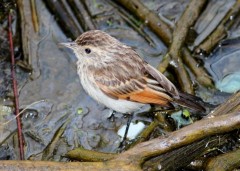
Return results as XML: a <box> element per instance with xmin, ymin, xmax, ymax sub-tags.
<box><xmin>60</xmin><ymin>30</ymin><xmax>205</xmax><ymax>114</ymax></box>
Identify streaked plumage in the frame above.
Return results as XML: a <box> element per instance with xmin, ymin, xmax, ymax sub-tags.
<box><xmin>60</xmin><ymin>30</ymin><xmax>205</xmax><ymax>113</ymax></box>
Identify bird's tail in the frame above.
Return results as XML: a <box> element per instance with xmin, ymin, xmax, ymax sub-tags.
<box><xmin>174</xmin><ymin>92</ymin><xmax>210</xmax><ymax>112</ymax></box>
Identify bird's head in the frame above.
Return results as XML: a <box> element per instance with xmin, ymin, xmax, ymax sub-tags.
<box><xmin>59</xmin><ymin>30</ymin><xmax>126</xmax><ymax>65</ymax></box>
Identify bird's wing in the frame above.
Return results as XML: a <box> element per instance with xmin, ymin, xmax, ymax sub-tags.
<box><xmin>93</xmin><ymin>60</ymin><xmax>174</xmax><ymax>107</ymax></box>
<box><xmin>144</xmin><ymin>64</ymin><xmax>179</xmax><ymax>98</ymax></box>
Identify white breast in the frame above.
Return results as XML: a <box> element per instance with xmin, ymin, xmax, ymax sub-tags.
<box><xmin>77</xmin><ymin>65</ymin><xmax>144</xmax><ymax>114</ymax></box>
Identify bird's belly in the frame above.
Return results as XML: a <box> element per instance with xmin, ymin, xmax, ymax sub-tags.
<box><xmin>79</xmin><ymin>74</ymin><xmax>144</xmax><ymax>113</ymax></box>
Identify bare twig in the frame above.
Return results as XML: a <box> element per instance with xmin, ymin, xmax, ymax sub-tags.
<box><xmin>8</xmin><ymin>13</ymin><xmax>25</xmax><ymax>160</ymax></box>
<box><xmin>30</xmin><ymin>0</ymin><xmax>39</xmax><ymax>32</ymax></box>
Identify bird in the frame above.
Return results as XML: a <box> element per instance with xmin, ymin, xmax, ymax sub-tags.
<box><xmin>59</xmin><ymin>30</ymin><xmax>205</xmax><ymax>115</ymax></box>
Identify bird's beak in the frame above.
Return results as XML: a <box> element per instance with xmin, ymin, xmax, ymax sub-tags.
<box><xmin>58</xmin><ymin>42</ymin><xmax>78</xmax><ymax>49</ymax></box>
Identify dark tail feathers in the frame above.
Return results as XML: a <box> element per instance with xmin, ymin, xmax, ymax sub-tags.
<box><xmin>174</xmin><ymin>92</ymin><xmax>209</xmax><ymax>112</ymax></box>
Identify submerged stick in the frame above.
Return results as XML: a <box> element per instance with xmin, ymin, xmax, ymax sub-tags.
<box><xmin>195</xmin><ymin>0</ymin><xmax>240</xmax><ymax>54</ymax></box>
<box><xmin>182</xmin><ymin>48</ymin><xmax>213</xmax><ymax>87</ymax></box>
<box><xmin>117</xmin><ymin>0</ymin><xmax>172</xmax><ymax>45</ymax></box>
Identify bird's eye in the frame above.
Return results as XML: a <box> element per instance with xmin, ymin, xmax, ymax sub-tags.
<box><xmin>85</xmin><ymin>48</ymin><xmax>91</xmax><ymax>54</ymax></box>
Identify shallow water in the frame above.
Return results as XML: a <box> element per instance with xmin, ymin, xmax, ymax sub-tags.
<box><xmin>0</xmin><ymin>0</ymin><xmax>239</xmax><ymax>161</ymax></box>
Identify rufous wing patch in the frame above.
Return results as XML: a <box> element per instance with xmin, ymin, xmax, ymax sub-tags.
<box><xmin>125</xmin><ymin>87</ymin><xmax>172</xmax><ymax>106</ymax></box>
<box><xmin>98</xmin><ymin>81</ymin><xmax>172</xmax><ymax>107</ymax></box>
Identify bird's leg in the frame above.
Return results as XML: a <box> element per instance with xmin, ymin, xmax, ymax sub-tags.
<box><xmin>119</xmin><ymin>113</ymin><xmax>133</xmax><ymax>149</ymax></box>
<box><xmin>107</xmin><ymin>109</ymin><xmax>116</xmax><ymax>122</ymax></box>
<box><xmin>123</xmin><ymin>113</ymin><xmax>133</xmax><ymax>142</ymax></box>
<box><xmin>118</xmin><ymin>105</ymin><xmax>151</xmax><ymax>149</ymax></box>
